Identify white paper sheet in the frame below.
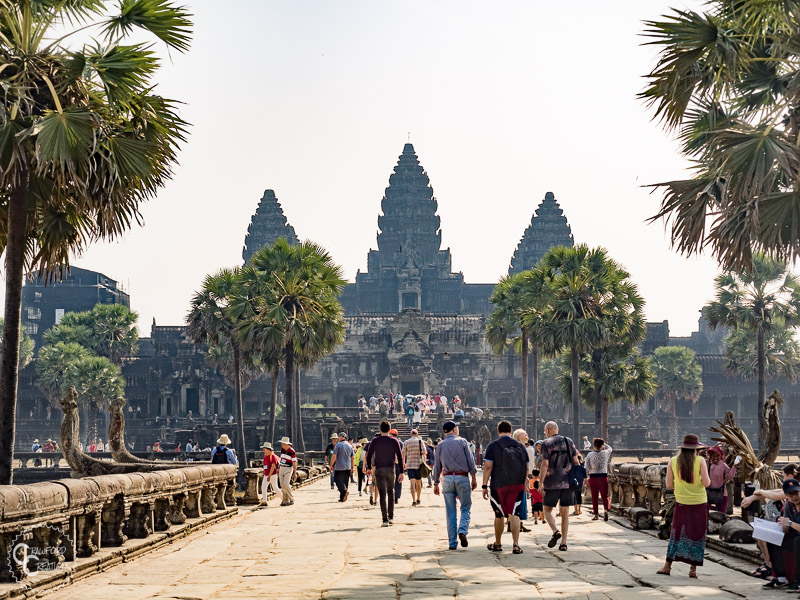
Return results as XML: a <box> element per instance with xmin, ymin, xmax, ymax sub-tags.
<box><xmin>753</xmin><ymin>517</ymin><xmax>785</xmax><ymax>546</ymax></box>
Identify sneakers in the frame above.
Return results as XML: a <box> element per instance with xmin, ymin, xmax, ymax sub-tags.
<box><xmin>388</xmin><ymin>518</ymin><xmax>394</xmax><ymax>525</ymax></box>
<box><xmin>786</xmin><ymin>582</ymin><xmax>800</xmax><ymax>591</ymax></box>
<box><xmin>763</xmin><ymin>578</ymin><xmax>788</xmax><ymax>589</ymax></box>
<box><xmin>381</xmin><ymin>521</ymin><xmax>389</xmax><ymax>527</ymax></box>
<box><xmin>359</xmin><ymin>491</ymin><xmax>362</xmax><ymax>496</ymax></box>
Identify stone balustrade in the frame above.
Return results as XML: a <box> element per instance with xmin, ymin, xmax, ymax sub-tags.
<box><xmin>0</xmin><ymin>464</ymin><xmax>237</xmax><ymax>583</ymax></box>
<box><xmin>240</xmin><ymin>465</ymin><xmax>329</xmax><ymax>504</ymax></box>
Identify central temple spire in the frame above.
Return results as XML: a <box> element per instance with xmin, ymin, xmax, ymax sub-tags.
<box><xmin>369</xmin><ymin>143</ymin><xmax>450</xmax><ymax>273</ymax></box>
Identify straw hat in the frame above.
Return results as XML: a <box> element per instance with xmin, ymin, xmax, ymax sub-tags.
<box><xmin>279</xmin><ymin>436</ymin><xmax>292</xmax><ymax>446</ymax></box>
<box><xmin>216</xmin><ymin>434</ymin><xmax>232</xmax><ymax>445</ymax></box>
<box><xmin>261</xmin><ymin>442</ymin><xmax>273</xmax><ymax>450</ymax></box>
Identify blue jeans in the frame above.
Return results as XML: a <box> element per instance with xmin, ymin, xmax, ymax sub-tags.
<box><xmin>442</xmin><ymin>475</ymin><xmax>472</xmax><ymax>548</ymax></box>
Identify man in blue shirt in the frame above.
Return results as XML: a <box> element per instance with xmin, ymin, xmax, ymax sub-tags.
<box><xmin>211</xmin><ymin>434</ymin><xmax>238</xmax><ymax>465</ymax></box>
<box><xmin>433</xmin><ymin>420</ymin><xmax>477</xmax><ymax>550</ymax></box>
<box><xmin>330</xmin><ymin>432</ymin><xmax>355</xmax><ymax>502</ymax></box>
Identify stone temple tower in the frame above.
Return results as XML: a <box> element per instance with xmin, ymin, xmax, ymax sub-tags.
<box><xmin>508</xmin><ymin>191</ymin><xmax>574</xmax><ymax>275</ymax></box>
<box><xmin>341</xmin><ymin>143</ymin><xmax>465</xmax><ymax>314</ymax></box>
<box><xmin>242</xmin><ymin>189</ymin><xmax>299</xmax><ymax>264</ymax></box>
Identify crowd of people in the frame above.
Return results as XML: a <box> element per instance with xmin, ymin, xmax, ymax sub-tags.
<box><xmin>357</xmin><ymin>391</ymin><xmax>467</xmax><ymax>423</ymax></box>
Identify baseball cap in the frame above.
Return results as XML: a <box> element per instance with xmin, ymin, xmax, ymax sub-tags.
<box><xmin>389</xmin><ymin>429</ymin><xmax>399</xmax><ymax>436</ymax></box>
<box><xmin>443</xmin><ymin>420</ymin><xmax>457</xmax><ymax>433</ymax></box>
<box><xmin>784</xmin><ymin>478</ymin><xmax>800</xmax><ymax>495</ymax></box>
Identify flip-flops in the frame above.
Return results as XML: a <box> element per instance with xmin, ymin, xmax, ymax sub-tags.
<box><xmin>547</xmin><ymin>531</ymin><xmax>562</xmax><ymax>548</ymax></box>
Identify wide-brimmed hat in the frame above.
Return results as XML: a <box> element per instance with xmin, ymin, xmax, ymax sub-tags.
<box><xmin>261</xmin><ymin>442</ymin><xmax>273</xmax><ymax>450</ymax></box>
<box><xmin>33</xmin><ymin>439</ymin><xmax>39</xmax><ymax>443</ymax></box>
<box><xmin>330</xmin><ymin>433</ymin><xmax>338</xmax><ymax>439</ymax></box>
<box><xmin>358</xmin><ymin>438</ymin><xmax>368</xmax><ymax>444</ymax></box>
<box><xmin>707</xmin><ymin>446</ymin><xmax>725</xmax><ymax>459</ymax></box>
<box><xmin>679</xmin><ymin>434</ymin><xmax>705</xmax><ymax>449</ymax></box>
<box><xmin>217</xmin><ymin>434</ymin><xmax>232</xmax><ymax>445</ymax></box>
<box><xmin>279</xmin><ymin>436</ymin><xmax>292</xmax><ymax>446</ymax></box>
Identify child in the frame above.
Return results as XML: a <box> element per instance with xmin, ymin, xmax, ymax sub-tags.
<box><xmin>530</xmin><ymin>469</ymin><xmax>544</xmax><ymax>524</ymax></box>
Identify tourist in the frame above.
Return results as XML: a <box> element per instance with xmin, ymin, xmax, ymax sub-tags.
<box><xmin>657</xmin><ymin>433</ymin><xmax>710</xmax><ymax>578</ymax></box>
<box><xmin>389</xmin><ymin>429</ymin><xmax>404</xmax><ymax>502</ymax></box>
<box><xmin>539</xmin><ymin>421</ymin><xmax>579</xmax><ymax>552</ymax></box>
<box><xmin>432</xmin><ymin>420</ymin><xmax>477</xmax><ymax>549</ymax></box>
<box><xmin>440</xmin><ymin>394</ymin><xmax>448</xmax><ymax>412</ymax></box>
<box><xmin>325</xmin><ymin>434</ymin><xmax>337</xmax><ymax>490</ymax></box>
<box><xmin>585</xmin><ymin>438</ymin><xmax>613</xmax><ymax>521</ymax></box>
<box><xmin>511</xmin><ymin>429</ymin><xmax>532</xmax><ymax>532</ymax></box>
<box><xmin>405</xmin><ymin>401</ymin><xmax>415</xmax><ymax>429</ymax></box>
<box><xmin>706</xmin><ymin>446</ymin><xmax>737</xmax><ymax>513</ymax></box>
<box><xmin>370</xmin><ymin>395</ymin><xmax>378</xmax><ymax>413</ymax></box>
<box><xmin>185</xmin><ymin>439</ymin><xmax>194</xmax><ymax>452</ymax></box>
<box><xmin>278</xmin><ymin>437</ymin><xmax>298</xmax><ymax>506</ymax></box>
<box><xmin>355</xmin><ymin>438</ymin><xmax>368</xmax><ymax>495</ymax></box>
<box><xmin>482</xmin><ymin>420</ymin><xmax>529</xmax><ymax>554</ymax></box>
<box><xmin>425</xmin><ymin>438</ymin><xmax>435</xmax><ymax>488</ymax></box>
<box><xmin>582</xmin><ymin>436</ymin><xmax>591</xmax><ymax>451</ymax></box>
<box><xmin>31</xmin><ymin>438</ymin><xmax>40</xmax><ymax>452</ymax></box>
<box><xmin>402</xmin><ymin>428</ymin><xmax>426</xmax><ymax>506</ymax></box>
<box><xmin>211</xmin><ymin>434</ymin><xmax>238</xmax><ymax>465</ymax></box>
<box><xmin>762</xmin><ymin>478</ymin><xmax>800</xmax><ymax>590</ymax></box>
<box><xmin>412</xmin><ymin>402</ymin><xmax>422</xmax><ymax>429</ymax></box>
<box><xmin>330</xmin><ymin>432</ymin><xmax>354</xmax><ymax>502</ymax></box>
<box><xmin>261</xmin><ymin>442</ymin><xmax>279</xmax><ymax>505</ymax></box>
<box><xmin>366</xmin><ymin>421</ymin><xmax>404</xmax><ymax>526</ymax></box>
<box><xmin>530</xmin><ymin>469</ymin><xmax>544</xmax><ymax>524</ymax></box>
<box><xmin>571</xmin><ymin>453</ymin><xmax>587</xmax><ymax>516</ymax></box>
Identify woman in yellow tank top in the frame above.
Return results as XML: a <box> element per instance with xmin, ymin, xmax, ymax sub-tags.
<box><xmin>657</xmin><ymin>434</ymin><xmax>710</xmax><ymax>579</ymax></box>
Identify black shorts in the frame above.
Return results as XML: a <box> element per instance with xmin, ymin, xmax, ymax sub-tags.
<box><xmin>531</xmin><ymin>502</ymin><xmax>544</xmax><ymax>512</ymax></box>
<box><xmin>406</xmin><ymin>468</ymin><xmax>420</xmax><ymax>480</ymax></box>
<box><xmin>543</xmin><ymin>488</ymin><xmax>575</xmax><ymax>508</ymax></box>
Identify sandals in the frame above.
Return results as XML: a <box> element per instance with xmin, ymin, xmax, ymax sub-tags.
<box><xmin>487</xmin><ymin>543</ymin><xmax>503</xmax><ymax>552</ymax></box>
<box><xmin>513</xmin><ymin>544</ymin><xmax>523</xmax><ymax>554</ymax></box>
<box><xmin>752</xmin><ymin>565</ymin><xmax>771</xmax><ymax>579</ymax></box>
<box><xmin>558</xmin><ymin>543</ymin><xmax>568</xmax><ymax>551</ymax></box>
<box><xmin>547</xmin><ymin>531</ymin><xmax>562</xmax><ymax>548</ymax></box>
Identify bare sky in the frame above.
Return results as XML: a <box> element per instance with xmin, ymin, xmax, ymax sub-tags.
<box><xmin>16</xmin><ymin>0</ymin><xmax>718</xmax><ymax>336</ymax></box>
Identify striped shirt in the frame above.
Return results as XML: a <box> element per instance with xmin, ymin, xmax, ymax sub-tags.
<box><xmin>279</xmin><ymin>446</ymin><xmax>297</xmax><ymax>468</ymax></box>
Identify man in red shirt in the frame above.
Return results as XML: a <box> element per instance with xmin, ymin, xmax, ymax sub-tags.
<box><xmin>261</xmin><ymin>442</ymin><xmax>279</xmax><ymax>505</ymax></box>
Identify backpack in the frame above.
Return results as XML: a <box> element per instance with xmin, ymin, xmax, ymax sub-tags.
<box><xmin>211</xmin><ymin>446</ymin><xmax>228</xmax><ymax>464</ymax></box>
<box><xmin>569</xmin><ymin>462</ymin><xmax>587</xmax><ymax>492</ymax></box>
<box><xmin>498</xmin><ymin>442</ymin><xmax>528</xmax><ymax>486</ymax></box>
<box><xmin>406</xmin><ymin>406</ymin><xmax>414</xmax><ymax>416</ymax></box>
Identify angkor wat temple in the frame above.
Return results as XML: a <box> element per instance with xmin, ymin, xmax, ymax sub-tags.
<box><xmin>16</xmin><ymin>143</ymin><xmax>800</xmax><ymax>451</ymax></box>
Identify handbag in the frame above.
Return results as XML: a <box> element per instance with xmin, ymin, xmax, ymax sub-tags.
<box><xmin>707</xmin><ymin>486</ymin><xmax>724</xmax><ymax>505</ymax></box>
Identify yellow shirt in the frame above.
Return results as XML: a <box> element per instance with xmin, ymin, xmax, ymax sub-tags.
<box><xmin>671</xmin><ymin>455</ymin><xmax>706</xmax><ymax>505</ymax></box>
<box><xmin>355</xmin><ymin>446</ymin><xmax>363</xmax><ymax>467</ymax></box>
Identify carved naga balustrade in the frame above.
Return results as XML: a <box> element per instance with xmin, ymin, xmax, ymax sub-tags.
<box><xmin>0</xmin><ymin>464</ymin><xmax>237</xmax><ymax>583</ymax></box>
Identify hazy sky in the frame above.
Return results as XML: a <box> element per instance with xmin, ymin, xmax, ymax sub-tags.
<box><xmin>20</xmin><ymin>0</ymin><xmax>719</xmax><ymax>336</ymax></box>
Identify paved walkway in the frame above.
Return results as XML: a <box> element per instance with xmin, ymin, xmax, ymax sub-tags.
<box><xmin>47</xmin><ymin>475</ymin><xmax>776</xmax><ymax>599</ymax></box>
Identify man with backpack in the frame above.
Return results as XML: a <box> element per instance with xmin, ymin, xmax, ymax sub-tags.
<box><xmin>482</xmin><ymin>420</ymin><xmax>529</xmax><ymax>555</ymax></box>
<box><xmin>402</xmin><ymin>429</ymin><xmax>426</xmax><ymax>506</ymax></box>
<box><xmin>211</xmin><ymin>434</ymin><xmax>238</xmax><ymax>465</ymax></box>
<box><xmin>539</xmin><ymin>421</ymin><xmax>580</xmax><ymax>552</ymax></box>
<box><xmin>406</xmin><ymin>401</ymin><xmax>415</xmax><ymax>429</ymax></box>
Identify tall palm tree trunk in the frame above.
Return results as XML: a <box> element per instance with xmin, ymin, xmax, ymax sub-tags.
<box><xmin>670</xmin><ymin>398</ymin><xmax>678</xmax><ymax>448</ymax></box>
<box><xmin>592</xmin><ymin>349</ymin><xmax>602</xmax><ymax>432</ymax></box>
<box><xmin>521</xmin><ymin>331</ymin><xmax>529</xmax><ymax>431</ymax></box>
<box><xmin>571</xmin><ymin>347</ymin><xmax>580</xmax><ymax>443</ymax></box>
<box><xmin>233</xmin><ymin>344</ymin><xmax>247</xmax><ymax>482</ymax></box>
<box><xmin>88</xmin><ymin>401</ymin><xmax>99</xmax><ymax>445</ymax></box>
<box><xmin>601</xmin><ymin>395</ymin><xmax>609</xmax><ymax>441</ymax></box>
<box><xmin>268</xmin><ymin>364</ymin><xmax>279</xmax><ymax>444</ymax></box>
<box><xmin>757</xmin><ymin>326</ymin><xmax>767</xmax><ymax>452</ymax></box>
<box><xmin>295</xmin><ymin>369</ymin><xmax>305</xmax><ymax>452</ymax></box>
<box><xmin>532</xmin><ymin>346</ymin><xmax>539</xmax><ymax>441</ymax></box>
<box><xmin>0</xmin><ymin>173</ymin><xmax>29</xmax><ymax>485</ymax></box>
<box><xmin>284</xmin><ymin>342</ymin><xmax>294</xmax><ymax>439</ymax></box>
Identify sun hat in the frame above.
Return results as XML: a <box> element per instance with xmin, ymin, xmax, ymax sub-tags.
<box><xmin>279</xmin><ymin>436</ymin><xmax>292</xmax><ymax>446</ymax></box>
<box><xmin>707</xmin><ymin>446</ymin><xmax>725</xmax><ymax>459</ymax></box>
<box><xmin>217</xmin><ymin>434</ymin><xmax>232</xmax><ymax>445</ymax></box>
<box><xmin>330</xmin><ymin>433</ymin><xmax>338</xmax><ymax>439</ymax></box>
<box><xmin>784</xmin><ymin>478</ymin><xmax>800</xmax><ymax>495</ymax></box>
<box><xmin>33</xmin><ymin>439</ymin><xmax>39</xmax><ymax>443</ymax></box>
<box><xmin>679</xmin><ymin>434</ymin><xmax>705</xmax><ymax>449</ymax></box>
<box><xmin>359</xmin><ymin>438</ymin><xmax>368</xmax><ymax>444</ymax></box>
<box><xmin>261</xmin><ymin>442</ymin><xmax>273</xmax><ymax>450</ymax></box>
<box><xmin>442</xmin><ymin>420</ymin><xmax>457</xmax><ymax>433</ymax></box>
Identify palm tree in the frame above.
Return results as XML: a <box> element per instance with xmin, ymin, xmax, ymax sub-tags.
<box><xmin>44</xmin><ymin>304</ymin><xmax>138</xmax><ymax>365</ymax></box>
<box><xmin>641</xmin><ymin>2</ymin><xmax>800</xmax><ymax>271</ymax></box>
<box><xmin>532</xmin><ymin>245</ymin><xmax>618</xmax><ymax>442</ymax></box>
<box><xmin>36</xmin><ymin>341</ymin><xmax>90</xmax><ymax>407</ymax></box>
<box><xmin>0</xmin><ymin>1</ymin><xmax>192</xmax><ymax>484</ymax></box>
<box><xmin>724</xmin><ymin>325</ymin><xmax>800</xmax><ymax>384</ymax></box>
<box><xmin>706</xmin><ymin>254</ymin><xmax>800</xmax><ymax>450</ymax></box>
<box><xmin>235</xmin><ymin>239</ymin><xmax>346</xmax><ymax>449</ymax></box>
<box><xmin>651</xmin><ymin>346</ymin><xmax>703</xmax><ymax>447</ymax></box>
<box><xmin>65</xmin><ymin>355</ymin><xmax>124</xmax><ymax>445</ymax></box>
<box><xmin>597</xmin><ymin>354</ymin><xmax>657</xmax><ymax>438</ymax></box>
<box><xmin>186</xmin><ymin>269</ymin><xmax>251</xmax><ymax>480</ymax></box>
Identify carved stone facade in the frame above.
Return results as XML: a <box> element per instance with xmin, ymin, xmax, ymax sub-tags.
<box><xmin>242</xmin><ymin>189</ymin><xmax>299</xmax><ymax>264</ymax></box>
<box><xmin>509</xmin><ymin>191</ymin><xmax>574</xmax><ymax>275</ymax></box>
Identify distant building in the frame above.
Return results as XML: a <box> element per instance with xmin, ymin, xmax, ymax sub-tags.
<box><xmin>22</xmin><ymin>266</ymin><xmax>130</xmax><ymax>353</ymax></box>
<box><xmin>509</xmin><ymin>192</ymin><xmax>574</xmax><ymax>275</ymax></box>
<box><xmin>242</xmin><ymin>189</ymin><xmax>299</xmax><ymax>263</ymax></box>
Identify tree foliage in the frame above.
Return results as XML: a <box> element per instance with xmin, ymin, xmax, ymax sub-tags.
<box><xmin>651</xmin><ymin>345</ymin><xmax>703</xmax><ymax>446</ymax></box>
<box><xmin>642</xmin><ymin>1</ymin><xmax>800</xmax><ymax>269</ymax></box>
<box><xmin>0</xmin><ymin>319</ymin><xmax>34</xmax><ymax>369</ymax></box>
